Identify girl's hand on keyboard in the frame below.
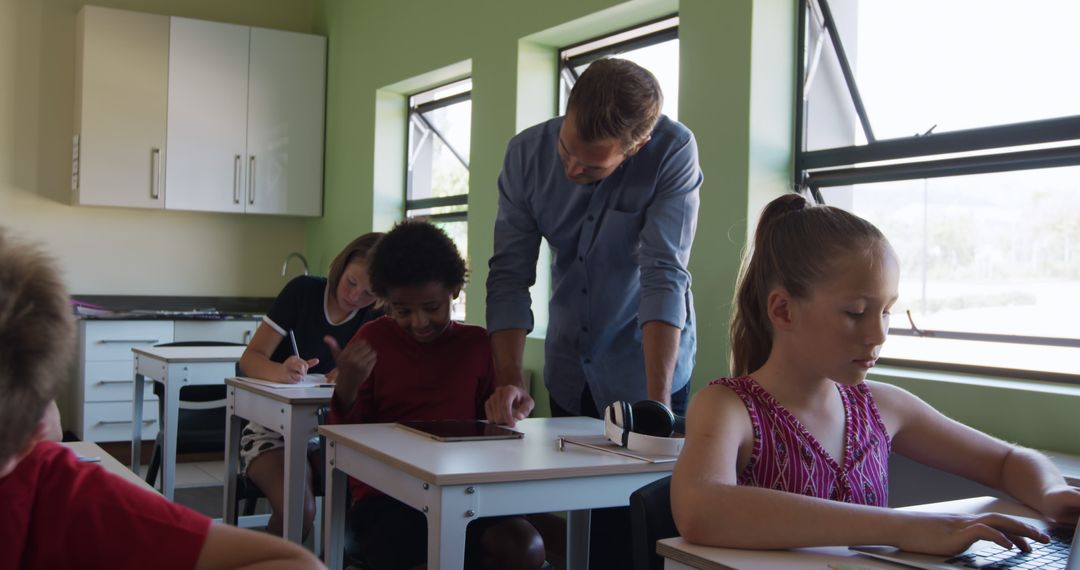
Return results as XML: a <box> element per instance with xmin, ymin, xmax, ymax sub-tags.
<box><xmin>897</xmin><ymin>512</ymin><xmax>1050</xmax><ymax>556</ymax></box>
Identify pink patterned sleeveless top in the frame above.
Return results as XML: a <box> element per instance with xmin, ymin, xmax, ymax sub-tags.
<box><xmin>712</xmin><ymin>376</ymin><xmax>891</xmax><ymax>506</ymax></box>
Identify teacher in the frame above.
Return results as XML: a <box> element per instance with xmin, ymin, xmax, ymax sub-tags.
<box><xmin>485</xmin><ymin>57</ymin><xmax>702</xmax><ymax>426</ymax></box>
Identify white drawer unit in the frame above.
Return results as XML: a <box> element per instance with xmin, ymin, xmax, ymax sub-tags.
<box><xmin>73</xmin><ymin>320</ymin><xmax>173</xmax><ymax>442</ymax></box>
<box><xmin>83</xmin><ymin>361</ymin><xmax>158</xmax><ymax>402</ymax></box>
<box><xmin>83</xmin><ymin>401</ymin><xmax>160</xmax><ymax>442</ymax></box>
<box><xmin>83</xmin><ymin>320</ymin><xmax>172</xmax><ymax>360</ymax></box>
<box><xmin>71</xmin><ymin>318</ymin><xmax>260</xmax><ymax>442</ymax></box>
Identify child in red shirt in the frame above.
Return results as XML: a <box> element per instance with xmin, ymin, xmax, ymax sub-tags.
<box><xmin>328</xmin><ymin>220</ymin><xmax>546</xmax><ymax>570</ymax></box>
<box><xmin>0</xmin><ymin>230</ymin><xmax>324</xmax><ymax>570</ymax></box>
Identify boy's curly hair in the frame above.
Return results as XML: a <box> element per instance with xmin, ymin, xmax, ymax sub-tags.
<box><xmin>368</xmin><ymin>220</ymin><xmax>467</xmax><ymax>297</ymax></box>
<box><xmin>0</xmin><ymin>230</ymin><xmax>75</xmax><ymax>464</ymax></box>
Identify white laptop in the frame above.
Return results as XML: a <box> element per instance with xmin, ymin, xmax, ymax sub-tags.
<box><xmin>851</xmin><ymin>514</ymin><xmax>1079</xmax><ymax>570</ymax></box>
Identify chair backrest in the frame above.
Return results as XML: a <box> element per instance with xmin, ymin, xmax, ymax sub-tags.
<box><xmin>152</xmin><ymin>341</ymin><xmax>243</xmax><ymax>451</ymax></box>
<box><xmin>154</xmin><ymin>341</ymin><xmax>245</xmax><ymax>400</ymax></box>
<box><xmin>629</xmin><ymin>475</ymin><xmax>678</xmax><ymax>570</ymax></box>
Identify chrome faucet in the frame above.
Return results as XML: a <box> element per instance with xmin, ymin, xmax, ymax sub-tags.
<box><xmin>281</xmin><ymin>252</ymin><xmax>309</xmax><ymax>277</ymax></box>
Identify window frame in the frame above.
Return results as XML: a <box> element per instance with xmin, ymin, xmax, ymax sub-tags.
<box><xmin>405</xmin><ymin>80</ymin><xmax>472</xmax><ymax>224</ymax></box>
<box><xmin>793</xmin><ymin>0</ymin><xmax>1080</xmax><ymax>376</ymax></box>
<box><xmin>557</xmin><ymin>15</ymin><xmax>679</xmax><ymax>114</ymax></box>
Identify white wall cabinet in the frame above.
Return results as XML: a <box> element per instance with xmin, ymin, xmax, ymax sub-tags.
<box><xmin>73</xmin><ymin>7</ymin><xmax>325</xmax><ymax>217</ymax></box>
<box><xmin>73</xmin><ymin>6</ymin><xmax>169</xmax><ymax>209</ymax></box>
<box><xmin>165</xmin><ymin>18</ymin><xmax>326</xmax><ymax>216</ymax></box>
<box><xmin>72</xmin><ymin>319</ymin><xmax>259</xmax><ymax>442</ymax></box>
<box><xmin>163</xmin><ymin>18</ymin><xmax>251</xmax><ymax>214</ymax></box>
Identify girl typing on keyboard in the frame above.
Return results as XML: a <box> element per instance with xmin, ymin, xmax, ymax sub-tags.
<box><xmin>671</xmin><ymin>193</ymin><xmax>1080</xmax><ymax>556</ymax></box>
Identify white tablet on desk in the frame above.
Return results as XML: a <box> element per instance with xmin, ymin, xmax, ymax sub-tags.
<box><xmin>395</xmin><ymin>420</ymin><xmax>524</xmax><ymax>442</ymax></box>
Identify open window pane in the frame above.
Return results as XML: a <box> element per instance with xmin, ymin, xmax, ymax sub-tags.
<box><xmin>559</xmin><ymin>18</ymin><xmax>680</xmax><ymax>120</ymax></box>
<box><xmin>406</xmin><ymin>79</ymin><xmax>471</xmax><ymax>319</ymax></box>
<box><xmin>803</xmin><ymin>0</ymin><xmax>1080</xmax><ymax>150</ymax></box>
<box><xmin>407</xmin><ymin>84</ymin><xmax>471</xmax><ymax>203</ymax></box>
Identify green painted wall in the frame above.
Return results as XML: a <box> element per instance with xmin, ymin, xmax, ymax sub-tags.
<box><xmin>307</xmin><ymin>0</ymin><xmax>1079</xmax><ymax>459</ymax></box>
<box><xmin>311</xmin><ymin>0</ymin><xmax>797</xmax><ymax>414</ymax></box>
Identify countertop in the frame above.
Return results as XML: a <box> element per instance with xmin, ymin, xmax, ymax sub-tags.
<box><xmin>72</xmin><ymin>294</ymin><xmax>274</xmax><ymax>321</ymax></box>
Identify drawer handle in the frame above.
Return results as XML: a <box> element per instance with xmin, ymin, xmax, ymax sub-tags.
<box><xmin>96</xmin><ymin>419</ymin><xmax>157</xmax><ymax>426</ymax></box>
<box><xmin>97</xmin><ymin>379</ymin><xmax>134</xmax><ymax>385</ymax></box>
<box><xmin>97</xmin><ymin>339</ymin><xmax>160</xmax><ymax>344</ymax></box>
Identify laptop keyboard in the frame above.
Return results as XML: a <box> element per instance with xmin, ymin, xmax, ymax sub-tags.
<box><xmin>945</xmin><ymin>526</ymin><xmax>1074</xmax><ymax>569</ymax></box>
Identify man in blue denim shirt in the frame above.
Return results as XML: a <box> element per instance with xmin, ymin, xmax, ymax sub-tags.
<box><xmin>485</xmin><ymin>58</ymin><xmax>702</xmax><ymax>425</ymax></box>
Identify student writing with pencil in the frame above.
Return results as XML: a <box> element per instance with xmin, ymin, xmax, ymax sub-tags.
<box><xmin>237</xmin><ymin>232</ymin><xmax>384</xmax><ymax>539</ymax></box>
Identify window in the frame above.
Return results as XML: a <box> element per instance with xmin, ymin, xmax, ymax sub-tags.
<box><xmin>558</xmin><ymin>16</ymin><xmax>680</xmax><ymax>120</ymax></box>
<box><xmin>795</xmin><ymin>0</ymin><xmax>1080</xmax><ymax>379</ymax></box>
<box><xmin>406</xmin><ymin>79</ymin><xmax>471</xmax><ymax>319</ymax></box>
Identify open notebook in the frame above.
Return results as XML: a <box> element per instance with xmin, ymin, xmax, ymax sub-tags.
<box><xmin>236</xmin><ymin>375</ymin><xmax>333</xmax><ymax>389</ymax></box>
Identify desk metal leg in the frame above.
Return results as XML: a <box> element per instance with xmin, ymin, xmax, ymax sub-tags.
<box><xmin>161</xmin><ymin>376</ymin><xmax>180</xmax><ymax>500</ymax></box>
<box><xmin>282</xmin><ymin>405</ymin><xmax>311</xmax><ymax>544</ymax></box>
<box><xmin>567</xmin><ymin>509</ymin><xmax>592</xmax><ymax>570</ymax></box>
<box><xmin>323</xmin><ymin>445</ymin><xmax>347</xmax><ymax>570</ymax></box>
<box><xmin>430</xmin><ymin>487</ymin><xmax>470</xmax><ymax>570</ymax></box>
<box><xmin>131</xmin><ymin>370</ymin><xmax>145</xmax><ymax>474</ymax></box>
<box><xmin>223</xmin><ymin>386</ymin><xmax>242</xmax><ymax>526</ymax></box>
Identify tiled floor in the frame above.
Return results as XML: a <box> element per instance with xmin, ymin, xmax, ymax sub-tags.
<box><xmin>138</xmin><ymin>459</ymin><xmax>225</xmax><ymax>488</ymax></box>
<box><xmin>175</xmin><ymin>460</ymin><xmax>225</xmax><ymax>488</ymax></box>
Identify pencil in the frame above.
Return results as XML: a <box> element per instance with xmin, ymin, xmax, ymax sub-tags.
<box><xmin>288</xmin><ymin>330</ymin><xmax>300</xmax><ymax>358</ymax></box>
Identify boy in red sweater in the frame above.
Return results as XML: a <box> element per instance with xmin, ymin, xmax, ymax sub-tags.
<box><xmin>0</xmin><ymin>230</ymin><xmax>323</xmax><ymax>570</ymax></box>
<box><xmin>328</xmin><ymin>220</ymin><xmax>545</xmax><ymax>570</ymax></box>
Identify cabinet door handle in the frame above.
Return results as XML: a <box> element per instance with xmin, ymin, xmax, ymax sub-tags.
<box><xmin>97</xmin><ymin>419</ymin><xmax>157</xmax><ymax>425</ymax></box>
<box><xmin>97</xmin><ymin>379</ymin><xmax>134</xmax><ymax>385</ymax></box>
<box><xmin>247</xmin><ymin>155</ymin><xmax>256</xmax><ymax>205</ymax></box>
<box><xmin>233</xmin><ymin>154</ymin><xmax>242</xmax><ymax>204</ymax></box>
<box><xmin>242</xmin><ymin>330</ymin><xmax>252</xmax><ymax>345</ymax></box>
<box><xmin>96</xmin><ymin>339</ymin><xmax>159</xmax><ymax>344</ymax></box>
<box><xmin>150</xmin><ymin>148</ymin><xmax>161</xmax><ymax>199</ymax></box>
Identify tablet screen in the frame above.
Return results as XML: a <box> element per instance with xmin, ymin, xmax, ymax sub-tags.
<box><xmin>395</xmin><ymin>420</ymin><xmax>524</xmax><ymax>442</ymax></box>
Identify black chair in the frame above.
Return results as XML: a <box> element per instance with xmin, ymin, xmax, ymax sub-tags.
<box><xmin>629</xmin><ymin>475</ymin><xmax>678</xmax><ymax>570</ymax></box>
<box><xmin>144</xmin><ymin>341</ymin><xmax>242</xmax><ymax>488</ymax></box>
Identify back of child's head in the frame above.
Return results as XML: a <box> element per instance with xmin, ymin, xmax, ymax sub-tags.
<box><xmin>327</xmin><ymin>232</ymin><xmax>384</xmax><ymax>292</ymax></box>
<box><xmin>0</xmin><ymin>230</ymin><xmax>74</xmax><ymax>466</ymax></box>
<box><xmin>730</xmin><ymin>193</ymin><xmax>888</xmax><ymax>376</ymax></box>
<box><xmin>368</xmin><ymin>220</ymin><xmax>467</xmax><ymax>297</ymax></box>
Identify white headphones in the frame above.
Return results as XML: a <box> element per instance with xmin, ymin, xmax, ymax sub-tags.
<box><xmin>604</xmin><ymin>400</ymin><xmax>685</xmax><ymax>457</ymax></box>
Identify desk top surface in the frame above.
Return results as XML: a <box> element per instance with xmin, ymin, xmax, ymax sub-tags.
<box><xmin>132</xmin><ymin>345</ymin><xmax>245</xmax><ymax>361</ymax></box>
<box><xmin>226</xmin><ymin>376</ymin><xmax>333</xmax><ymax>403</ymax></box>
<box><xmin>320</xmin><ymin>417</ymin><xmax>674</xmax><ymax>486</ymax></box>
<box><xmin>61</xmin><ymin>441</ymin><xmax>157</xmax><ymax>493</ymax></box>
<box><xmin>657</xmin><ymin>496</ymin><xmax>1040</xmax><ymax>570</ymax></box>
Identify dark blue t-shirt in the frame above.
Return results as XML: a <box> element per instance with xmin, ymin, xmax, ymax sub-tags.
<box><xmin>261</xmin><ymin>275</ymin><xmax>381</xmax><ymax>374</ymax></box>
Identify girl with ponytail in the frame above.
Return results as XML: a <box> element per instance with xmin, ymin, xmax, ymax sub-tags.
<box><xmin>671</xmin><ymin>193</ymin><xmax>1079</xmax><ymax>556</ymax></box>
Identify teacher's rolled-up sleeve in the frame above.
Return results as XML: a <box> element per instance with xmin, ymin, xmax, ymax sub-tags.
<box><xmin>637</xmin><ymin>131</ymin><xmax>702</xmax><ymax>329</ymax></box>
<box><xmin>486</xmin><ymin>138</ymin><xmax>542</xmax><ymax>334</ymax></box>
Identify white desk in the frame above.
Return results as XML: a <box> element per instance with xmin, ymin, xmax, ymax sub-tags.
<box><xmin>320</xmin><ymin>417</ymin><xmax>674</xmax><ymax>570</ymax></box>
<box><xmin>657</xmin><ymin>496</ymin><xmax>1041</xmax><ymax>569</ymax></box>
<box><xmin>222</xmin><ymin>377</ymin><xmax>333</xmax><ymax>544</ymax></box>
<box><xmin>64</xmin><ymin>441</ymin><xmax>157</xmax><ymax>493</ymax></box>
<box><xmin>130</xmin><ymin>345</ymin><xmax>244</xmax><ymax>499</ymax></box>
